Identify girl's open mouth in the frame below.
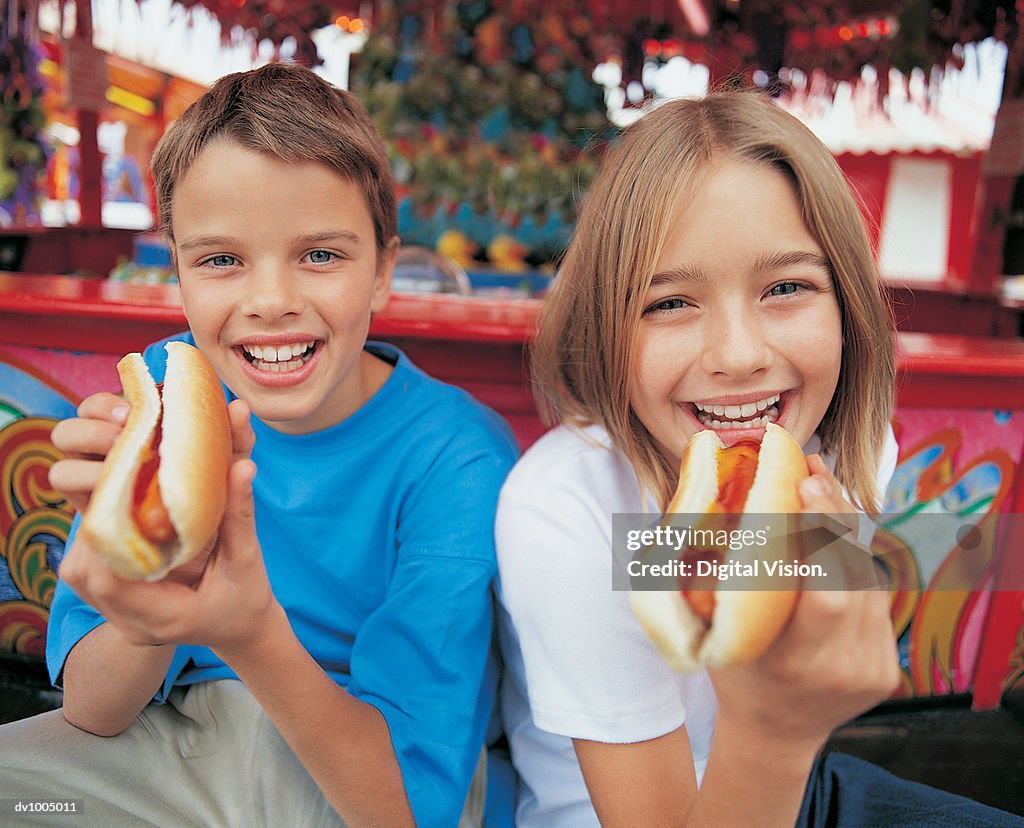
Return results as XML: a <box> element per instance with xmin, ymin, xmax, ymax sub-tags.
<box><xmin>692</xmin><ymin>393</ymin><xmax>781</xmax><ymax>430</ymax></box>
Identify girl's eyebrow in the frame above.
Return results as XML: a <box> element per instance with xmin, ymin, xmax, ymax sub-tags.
<box><xmin>648</xmin><ymin>250</ymin><xmax>830</xmax><ymax>288</ymax></box>
<box><xmin>754</xmin><ymin>250</ymin><xmax>831</xmax><ymax>273</ymax></box>
<box><xmin>649</xmin><ymin>265</ymin><xmax>706</xmax><ymax>287</ymax></box>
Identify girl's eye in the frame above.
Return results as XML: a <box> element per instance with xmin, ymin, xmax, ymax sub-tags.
<box><xmin>643</xmin><ymin>297</ymin><xmax>690</xmax><ymax>315</ymax></box>
<box><xmin>767</xmin><ymin>281</ymin><xmax>806</xmax><ymax>297</ymax></box>
<box><xmin>307</xmin><ymin>249</ymin><xmax>338</xmax><ymax>265</ymax></box>
<box><xmin>206</xmin><ymin>254</ymin><xmax>237</xmax><ymax>268</ymax></box>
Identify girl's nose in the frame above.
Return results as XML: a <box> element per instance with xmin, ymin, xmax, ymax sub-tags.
<box><xmin>700</xmin><ymin>308</ymin><xmax>773</xmax><ymax>379</ymax></box>
<box><xmin>239</xmin><ymin>266</ymin><xmax>305</xmax><ymax>319</ymax></box>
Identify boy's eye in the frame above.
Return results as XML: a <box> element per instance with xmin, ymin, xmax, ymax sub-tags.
<box><xmin>207</xmin><ymin>254</ymin><xmax>237</xmax><ymax>267</ymax></box>
<box><xmin>307</xmin><ymin>249</ymin><xmax>337</xmax><ymax>264</ymax></box>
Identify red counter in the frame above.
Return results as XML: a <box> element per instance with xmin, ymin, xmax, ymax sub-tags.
<box><xmin>0</xmin><ymin>273</ymin><xmax>1022</xmax><ymax>712</ymax></box>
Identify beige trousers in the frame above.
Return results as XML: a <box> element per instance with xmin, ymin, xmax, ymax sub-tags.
<box><xmin>0</xmin><ymin>679</ymin><xmax>486</xmax><ymax>827</ymax></box>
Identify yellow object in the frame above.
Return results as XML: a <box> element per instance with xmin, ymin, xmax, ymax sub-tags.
<box><xmin>488</xmin><ymin>235</ymin><xmax>529</xmax><ymax>273</ymax></box>
<box><xmin>436</xmin><ymin>230</ymin><xmax>478</xmax><ymax>269</ymax></box>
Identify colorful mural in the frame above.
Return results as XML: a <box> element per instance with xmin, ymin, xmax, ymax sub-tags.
<box><xmin>875</xmin><ymin>409</ymin><xmax>1024</xmax><ymax>702</ymax></box>
<box><xmin>0</xmin><ymin>349</ymin><xmax>85</xmax><ymax>658</ymax></box>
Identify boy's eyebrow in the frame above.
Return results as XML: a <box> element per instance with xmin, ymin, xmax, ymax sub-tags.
<box><xmin>176</xmin><ymin>229</ymin><xmax>365</xmax><ymax>252</ymax></box>
<box><xmin>295</xmin><ymin>230</ymin><xmax>365</xmax><ymax>246</ymax></box>
<box><xmin>177</xmin><ymin>234</ymin><xmax>241</xmax><ymax>253</ymax></box>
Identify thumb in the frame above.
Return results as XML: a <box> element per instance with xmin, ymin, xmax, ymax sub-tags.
<box><xmin>227</xmin><ymin>398</ymin><xmax>255</xmax><ymax>464</ymax></box>
<box><xmin>216</xmin><ymin>457</ymin><xmax>258</xmax><ymax>557</ymax></box>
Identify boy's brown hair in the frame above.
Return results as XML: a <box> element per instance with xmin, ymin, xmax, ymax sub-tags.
<box><xmin>151</xmin><ymin>62</ymin><xmax>396</xmax><ymax>251</ymax></box>
<box><xmin>532</xmin><ymin>92</ymin><xmax>895</xmax><ymax>514</ymax></box>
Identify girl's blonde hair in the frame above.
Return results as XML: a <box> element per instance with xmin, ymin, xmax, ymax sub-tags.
<box><xmin>532</xmin><ymin>92</ymin><xmax>895</xmax><ymax>514</ymax></box>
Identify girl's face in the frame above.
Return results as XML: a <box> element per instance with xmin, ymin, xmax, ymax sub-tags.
<box><xmin>630</xmin><ymin>157</ymin><xmax>843</xmax><ymax>467</ymax></box>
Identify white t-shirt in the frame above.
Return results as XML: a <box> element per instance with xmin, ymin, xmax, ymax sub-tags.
<box><xmin>496</xmin><ymin>423</ymin><xmax>898</xmax><ymax>827</ymax></box>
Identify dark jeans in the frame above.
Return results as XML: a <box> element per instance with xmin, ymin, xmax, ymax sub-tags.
<box><xmin>798</xmin><ymin>752</ymin><xmax>1024</xmax><ymax>827</ymax></box>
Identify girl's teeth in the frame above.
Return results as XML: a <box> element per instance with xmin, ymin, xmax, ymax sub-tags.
<box><xmin>696</xmin><ymin>404</ymin><xmax>780</xmax><ymax>429</ymax></box>
<box><xmin>694</xmin><ymin>394</ymin><xmax>780</xmax><ymax>425</ymax></box>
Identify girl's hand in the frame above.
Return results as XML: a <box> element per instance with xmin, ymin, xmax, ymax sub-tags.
<box><xmin>57</xmin><ymin>400</ymin><xmax>284</xmax><ymax>655</ymax></box>
<box><xmin>49</xmin><ymin>392</ymin><xmax>130</xmax><ymax>513</ymax></box>
<box><xmin>710</xmin><ymin>454</ymin><xmax>900</xmax><ymax>751</ymax></box>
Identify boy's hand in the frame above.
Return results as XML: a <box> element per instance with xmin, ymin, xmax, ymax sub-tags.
<box><xmin>49</xmin><ymin>392</ymin><xmax>130</xmax><ymax>513</ymax></box>
<box><xmin>58</xmin><ymin>399</ymin><xmax>283</xmax><ymax>652</ymax></box>
<box><xmin>709</xmin><ymin>455</ymin><xmax>900</xmax><ymax>752</ymax></box>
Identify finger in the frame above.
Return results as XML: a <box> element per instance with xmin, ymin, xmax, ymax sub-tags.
<box><xmin>50</xmin><ymin>417</ymin><xmax>124</xmax><ymax>459</ymax></box>
<box><xmin>805</xmin><ymin>453</ymin><xmax>830</xmax><ymax>478</ymax></box>
<box><xmin>227</xmin><ymin>399</ymin><xmax>255</xmax><ymax>463</ymax></box>
<box><xmin>64</xmin><ymin>544</ymin><xmax>196</xmax><ymax>639</ymax></box>
<box><xmin>56</xmin><ymin>533</ymin><xmax>91</xmax><ymax>587</ymax></box>
<box><xmin>48</xmin><ymin>458</ymin><xmax>104</xmax><ymax>513</ymax></box>
<box><xmin>215</xmin><ymin>458</ymin><xmax>258</xmax><ymax>559</ymax></box>
<box><xmin>800</xmin><ymin>455</ymin><xmax>848</xmax><ymax>510</ymax></box>
<box><xmin>76</xmin><ymin>392</ymin><xmax>130</xmax><ymax>424</ymax></box>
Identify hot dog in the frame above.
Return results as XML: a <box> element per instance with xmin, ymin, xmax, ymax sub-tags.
<box><xmin>630</xmin><ymin>422</ymin><xmax>808</xmax><ymax>672</ymax></box>
<box><xmin>80</xmin><ymin>342</ymin><xmax>231</xmax><ymax>581</ymax></box>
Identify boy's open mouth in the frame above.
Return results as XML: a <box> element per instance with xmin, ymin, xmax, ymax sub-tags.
<box><xmin>691</xmin><ymin>393</ymin><xmax>781</xmax><ymax>430</ymax></box>
<box><xmin>240</xmin><ymin>341</ymin><xmax>319</xmax><ymax>373</ymax></box>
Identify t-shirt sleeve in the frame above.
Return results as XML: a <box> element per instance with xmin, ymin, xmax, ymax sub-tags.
<box><xmin>876</xmin><ymin>423</ymin><xmax>899</xmax><ymax>505</ymax></box>
<box><xmin>345</xmin><ymin>418</ymin><xmax>517</xmax><ymax>828</ymax></box>
<box><xmin>496</xmin><ymin>480</ymin><xmax>690</xmax><ymax>744</ymax></box>
<box><xmin>46</xmin><ymin>516</ymin><xmax>104</xmax><ymax>687</ymax></box>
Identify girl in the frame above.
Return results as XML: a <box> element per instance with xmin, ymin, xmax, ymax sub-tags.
<box><xmin>496</xmin><ymin>93</ymin><xmax>1023</xmax><ymax>826</ymax></box>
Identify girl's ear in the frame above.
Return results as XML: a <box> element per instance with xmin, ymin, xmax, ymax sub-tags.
<box><xmin>371</xmin><ymin>236</ymin><xmax>399</xmax><ymax>314</ymax></box>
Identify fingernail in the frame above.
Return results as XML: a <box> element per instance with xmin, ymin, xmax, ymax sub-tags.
<box><xmin>112</xmin><ymin>404</ymin><xmax>129</xmax><ymax>424</ymax></box>
<box><xmin>803</xmin><ymin>475</ymin><xmax>829</xmax><ymax>498</ymax></box>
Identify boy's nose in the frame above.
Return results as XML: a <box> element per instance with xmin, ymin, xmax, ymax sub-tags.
<box><xmin>240</xmin><ymin>267</ymin><xmax>305</xmax><ymax>319</ymax></box>
<box><xmin>700</xmin><ymin>309</ymin><xmax>773</xmax><ymax>379</ymax></box>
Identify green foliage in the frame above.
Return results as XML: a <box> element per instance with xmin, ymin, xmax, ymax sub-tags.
<box><xmin>350</xmin><ymin>0</ymin><xmax>616</xmax><ymax>266</ymax></box>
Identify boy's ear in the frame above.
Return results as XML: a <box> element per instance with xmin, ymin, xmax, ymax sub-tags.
<box><xmin>371</xmin><ymin>236</ymin><xmax>399</xmax><ymax>313</ymax></box>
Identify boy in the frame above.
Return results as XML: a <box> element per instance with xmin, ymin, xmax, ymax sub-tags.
<box><xmin>0</xmin><ymin>62</ymin><xmax>518</xmax><ymax>827</ymax></box>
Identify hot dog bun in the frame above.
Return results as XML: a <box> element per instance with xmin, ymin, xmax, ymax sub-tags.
<box><xmin>81</xmin><ymin>342</ymin><xmax>231</xmax><ymax>581</ymax></box>
<box><xmin>630</xmin><ymin>423</ymin><xmax>807</xmax><ymax>672</ymax></box>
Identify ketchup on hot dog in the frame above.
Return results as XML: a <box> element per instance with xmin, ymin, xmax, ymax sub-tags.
<box><xmin>130</xmin><ymin>386</ymin><xmax>177</xmax><ymax>547</ymax></box>
<box><xmin>680</xmin><ymin>439</ymin><xmax>761</xmax><ymax>620</ymax></box>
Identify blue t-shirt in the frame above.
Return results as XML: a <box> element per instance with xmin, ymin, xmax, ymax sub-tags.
<box><xmin>47</xmin><ymin>334</ymin><xmax>520</xmax><ymax>827</ymax></box>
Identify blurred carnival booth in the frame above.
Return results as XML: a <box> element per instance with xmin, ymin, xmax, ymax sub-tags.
<box><xmin>0</xmin><ymin>0</ymin><xmax>1023</xmax><ymax>736</ymax></box>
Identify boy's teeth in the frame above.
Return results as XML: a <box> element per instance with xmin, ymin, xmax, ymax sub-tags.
<box><xmin>243</xmin><ymin>341</ymin><xmax>314</xmax><ymax>362</ymax></box>
<box><xmin>242</xmin><ymin>340</ymin><xmax>316</xmax><ymax>371</ymax></box>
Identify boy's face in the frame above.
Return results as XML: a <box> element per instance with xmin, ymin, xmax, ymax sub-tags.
<box><xmin>171</xmin><ymin>140</ymin><xmax>394</xmax><ymax>434</ymax></box>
